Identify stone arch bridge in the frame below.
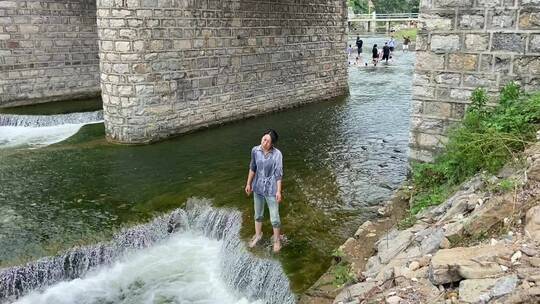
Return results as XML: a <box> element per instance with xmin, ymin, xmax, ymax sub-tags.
<box><xmin>0</xmin><ymin>0</ymin><xmax>539</xmax><ymax>160</ymax></box>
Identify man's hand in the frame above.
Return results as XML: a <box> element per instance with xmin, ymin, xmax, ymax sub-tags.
<box><xmin>276</xmin><ymin>192</ymin><xmax>282</xmax><ymax>203</ymax></box>
<box><xmin>245</xmin><ymin>184</ymin><xmax>252</xmax><ymax>196</ymax></box>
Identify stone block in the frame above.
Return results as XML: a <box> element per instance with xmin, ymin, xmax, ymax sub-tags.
<box><xmin>530</xmin><ymin>34</ymin><xmax>540</xmax><ymax>52</ymax></box>
<box><xmin>416</xmin><ymin>32</ymin><xmax>430</xmax><ymax>51</ymax></box>
<box><xmin>513</xmin><ymin>56</ymin><xmax>540</xmax><ymax>74</ymax></box>
<box><xmin>519</xmin><ymin>8</ymin><xmax>540</xmax><ymax>29</ymax></box>
<box><xmin>488</xmin><ymin>9</ymin><xmax>518</xmax><ymax>29</ymax></box>
<box><xmin>424</xmin><ymin>101</ymin><xmax>452</xmax><ymax>117</ymax></box>
<box><xmin>435</xmin><ymin>72</ymin><xmax>461</xmax><ymax>85</ymax></box>
<box><xmin>448</xmin><ymin>54</ymin><xmax>478</xmax><ymax>71</ymax></box>
<box><xmin>450</xmin><ymin>88</ymin><xmax>473</xmax><ymax>100</ymax></box>
<box><xmin>458</xmin><ymin>12</ymin><xmax>486</xmax><ymax>30</ymax></box>
<box><xmin>477</xmin><ymin>0</ymin><xmax>502</xmax><ymax>6</ymax></box>
<box><xmin>494</xmin><ymin>55</ymin><xmax>511</xmax><ymax>73</ymax></box>
<box><xmin>434</xmin><ymin>0</ymin><xmax>473</xmax><ymax>7</ymax></box>
<box><xmin>521</xmin><ymin>0</ymin><xmax>540</xmax><ymax>6</ymax></box>
<box><xmin>0</xmin><ymin>1</ymin><xmax>17</xmax><ymax>8</ymax></box>
<box><xmin>419</xmin><ymin>12</ymin><xmax>454</xmax><ymax>31</ymax></box>
<box><xmin>115</xmin><ymin>41</ymin><xmax>131</xmax><ymax>52</ymax></box>
<box><xmin>413</xmin><ymin>85</ymin><xmax>436</xmax><ymax>98</ymax></box>
<box><xmin>491</xmin><ymin>33</ymin><xmax>526</xmax><ymax>53</ymax></box>
<box><xmin>464</xmin><ymin>34</ymin><xmax>489</xmax><ymax>51</ymax></box>
<box><xmin>431</xmin><ymin>34</ymin><xmax>460</xmax><ymax>52</ymax></box>
<box><xmin>479</xmin><ymin>54</ymin><xmax>493</xmax><ymax>72</ymax></box>
<box><xmin>463</xmin><ymin>73</ymin><xmax>497</xmax><ymax>88</ymax></box>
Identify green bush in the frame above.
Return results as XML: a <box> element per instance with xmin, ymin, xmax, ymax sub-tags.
<box><xmin>410</xmin><ymin>83</ymin><xmax>540</xmax><ymax>214</ymax></box>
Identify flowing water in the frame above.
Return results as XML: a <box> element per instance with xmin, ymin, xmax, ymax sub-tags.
<box><xmin>0</xmin><ymin>36</ymin><xmax>414</xmax><ymax>301</ymax></box>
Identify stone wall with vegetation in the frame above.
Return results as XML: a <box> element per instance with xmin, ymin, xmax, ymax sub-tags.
<box><xmin>0</xmin><ymin>0</ymin><xmax>100</xmax><ymax>107</ymax></box>
<box><xmin>409</xmin><ymin>0</ymin><xmax>540</xmax><ymax>162</ymax></box>
<box><xmin>96</xmin><ymin>0</ymin><xmax>348</xmax><ymax>143</ymax></box>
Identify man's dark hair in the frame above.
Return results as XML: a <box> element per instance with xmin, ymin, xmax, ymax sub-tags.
<box><xmin>263</xmin><ymin>129</ymin><xmax>279</xmax><ymax>144</ymax></box>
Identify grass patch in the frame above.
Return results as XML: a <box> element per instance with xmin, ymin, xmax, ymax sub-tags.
<box><xmin>409</xmin><ymin>83</ymin><xmax>540</xmax><ymax>215</ymax></box>
<box><xmin>332</xmin><ymin>262</ymin><xmax>356</xmax><ymax>287</ymax></box>
<box><xmin>397</xmin><ymin>213</ymin><xmax>417</xmax><ymax>230</ymax></box>
<box><xmin>394</xmin><ymin>28</ymin><xmax>417</xmax><ymax>40</ymax></box>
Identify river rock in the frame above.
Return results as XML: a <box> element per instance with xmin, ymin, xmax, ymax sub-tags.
<box><xmin>333</xmin><ymin>281</ymin><xmax>378</xmax><ymax>304</ymax></box>
<box><xmin>525</xmin><ymin>206</ymin><xmax>540</xmax><ymax>242</ymax></box>
<box><xmin>463</xmin><ymin>193</ymin><xmax>515</xmax><ymax>236</ymax></box>
<box><xmin>386</xmin><ymin>295</ymin><xmax>402</xmax><ymax>304</ymax></box>
<box><xmin>408</xmin><ymin>261</ymin><xmax>420</xmax><ymax>271</ymax></box>
<box><xmin>429</xmin><ymin>245</ymin><xmax>513</xmax><ymax>285</ymax></box>
<box><xmin>438</xmin><ymin>192</ymin><xmax>483</xmax><ymax>223</ymax></box>
<box><xmin>490</xmin><ymin>275</ymin><xmax>518</xmax><ymax>298</ymax></box>
<box><xmin>419</xmin><ymin>227</ymin><xmax>445</xmax><ymax>254</ymax></box>
<box><xmin>443</xmin><ymin>221</ymin><xmax>465</xmax><ymax>239</ymax></box>
<box><xmin>458</xmin><ymin>262</ymin><xmax>505</xmax><ymax>279</ymax></box>
<box><xmin>439</xmin><ymin>237</ymin><xmax>451</xmax><ymax>249</ymax></box>
<box><xmin>377</xmin><ymin>229</ymin><xmax>414</xmax><ymax>264</ymax></box>
<box><xmin>354</xmin><ymin>220</ymin><xmax>374</xmax><ymax>238</ymax></box>
<box><xmin>527</xmin><ymin>158</ymin><xmax>540</xmax><ymax>182</ymax></box>
<box><xmin>459</xmin><ymin>275</ymin><xmax>518</xmax><ymax>303</ymax></box>
<box><xmin>459</xmin><ymin>278</ymin><xmax>498</xmax><ymax>303</ymax></box>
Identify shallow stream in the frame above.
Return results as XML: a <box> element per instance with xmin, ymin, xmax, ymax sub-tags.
<box><xmin>0</xmin><ymin>36</ymin><xmax>414</xmax><ymax>300</ymax></box>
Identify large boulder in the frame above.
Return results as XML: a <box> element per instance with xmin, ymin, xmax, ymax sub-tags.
<box><xmin>463</xmin><ymin>193</ymin><xmax>515</xmax><ymax>236</ymax></box>
<box><xmin>333</xmin><ymin>281</ymin><xmax>378</xmax><ymax>304</ymax></box>
<box><xmin>376</xmin><ymin>229</ymin><xmax>414</xmax><ymax>264</ymax></box>
<box><xmin>429</xmin><ymin>245</ymin><xmax>513</xmax><ymax>285</ymax></box>
<box><xmin>459</xmin><ymin>275</ymin><xmax>518</xmax><ymax>303</ymax></box>
<box><xmin>525</xmin><ymin>206</ymin><xmax>540</xmax><ymax>242</ymax></box>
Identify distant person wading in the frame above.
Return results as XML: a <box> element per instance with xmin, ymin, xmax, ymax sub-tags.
<box><xmin>245</xmin><ymin>129</ymin><xmax>284</xmax><ymax>253</ymax></box>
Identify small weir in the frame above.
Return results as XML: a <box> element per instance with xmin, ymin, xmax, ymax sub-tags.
<box><xmin>0</xmin><ymin>200</ymin><xmax>294</xmax><ymax>304</ymax></box>
<box><xmin>0</xmin><ymin>111</ymin><xmax>103</xmax><ymax>128</ymax></box>
<box><xmin>0</xmin><ymin>111</ymin><xmax>104</xmax><ymax>149</ymax></box>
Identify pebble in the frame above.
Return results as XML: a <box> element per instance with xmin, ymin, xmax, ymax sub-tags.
<box><xmin>408</xmin><ymin>261</ymin><xmax>420</xmax><ymax>271</ymax></box>
<box><xmin>520</xmin><ymin>246</ymin><xmax>537</xmax><ymax>257</ymax></box>
<box><xmin>386</xmin><ymin>296</ymin><xmax>402</xmax><ymax>304</ymax></box>
<box><xmin>366</xmin><ymin>233</ymin><xmax>377</xmax><ymax>237</ymax></box>
<box><xmin>490</xmin><ymin>238</ymin><xmax>498</xmax><ymax>246</ymax></box>
<box><xmin>439</xmin><ymin>237</ymin><xmax>451</xmax><ymax>249</ymax></box>
<box><xmin>511</xmin><ymin>251</ymin><xmax>522</xmax><ymax>264</ymax></box>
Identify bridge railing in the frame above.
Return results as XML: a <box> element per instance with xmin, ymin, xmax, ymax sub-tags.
<box><xmin>349</xmin><ymin>13</ymin><xmax>419</xmax><ymax>20</ymax></box>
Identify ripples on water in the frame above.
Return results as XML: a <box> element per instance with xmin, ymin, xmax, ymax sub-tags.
<box><xmin>0</xmin><ymin>36</ymin><xmax>414</xmax><ymax>293</ymax></box>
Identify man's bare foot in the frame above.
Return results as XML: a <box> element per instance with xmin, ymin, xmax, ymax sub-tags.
<box><xmin>273</xmin><ymin>235</ymin><xmax>282</xmax><ymax>252</ymax></box>
<box><xmin>248</xmin><ymin>233</ymin><xmax>262</xmax><ymax>248</ymax></box>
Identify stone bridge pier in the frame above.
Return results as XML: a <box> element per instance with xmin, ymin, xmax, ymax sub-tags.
<box><xmin>96</xmin><ymin>0</ymin><xmax>348</xmax><ymax>143</ymax></box>
<box><xmin>409</xmin><ymin>0</ymin><xmax>540</xmax><ymax>161</ymax></box>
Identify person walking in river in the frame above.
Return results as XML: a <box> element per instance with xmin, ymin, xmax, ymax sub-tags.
<box><xmin>388</xmin><ymin>37</ymin><xmax>396</xmax><ymax>53</ymax></box>
<box><xmin>403</xmin><ymin>36</ymin><xmax>411</xmax><ymax>52</ymax></box>
<box><xmin>245</xmin><ymin>129</ymin><xmax>284</xmax><ymax>253</ymax></box>
<box><xmin>372</xmin><ymin>44</ymin><xmax>379</xmax><ymax>66</ymax></box>
<box><xmin>382</xmin><ymin>42</ymin><xmax>391</xmax><ymax>63</ymax></box>
<box><xmin>356</xmin><ymin>36</ymin><xmax>363</xmax><ymax>56</ymax></box>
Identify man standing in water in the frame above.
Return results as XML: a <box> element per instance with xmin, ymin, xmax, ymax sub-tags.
<box><xmin>382</xmin><ymin>42</ymin><xmax>391</xmax><ymax>63</ymax></box>
<box><xmin>245</xmin><ymin>129</ymin><xmax>284</xmax><ymax>253</ymax></box>
<box><xmin>356</xmin><ymin>36</ymin><xmax>363</xmax><ymax>56</ymax></box>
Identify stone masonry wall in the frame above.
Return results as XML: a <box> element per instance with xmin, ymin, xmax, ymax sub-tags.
<box><xmin>0</xmin><ymin>0</ymin><xmax>100</xmax><ymax>107</ymax></box>
<box><xmin>410</xmin><ymin>0</ymin><xmax>540</xmax><ymax>162</ymax></box>
<box><xmin>96</xmin><ymin>0</ymin><xmax>348</xmax><ymax>143</ymax></box>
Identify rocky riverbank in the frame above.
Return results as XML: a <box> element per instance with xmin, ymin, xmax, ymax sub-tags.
<box><xmin>302</xmin><ymin>141</ymin><xmax>540</xmax><ymax>304</ymax></box>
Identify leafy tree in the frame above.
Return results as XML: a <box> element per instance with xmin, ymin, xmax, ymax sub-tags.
<box><xmin>348</xmin><ymin>0</ymin><xmax>370</xmax><ymax>14</ymax></box>
<box><xmin>372</xmin><ymin>0</ymin><xmax>419</xmax><ymax>14</ymax></box>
